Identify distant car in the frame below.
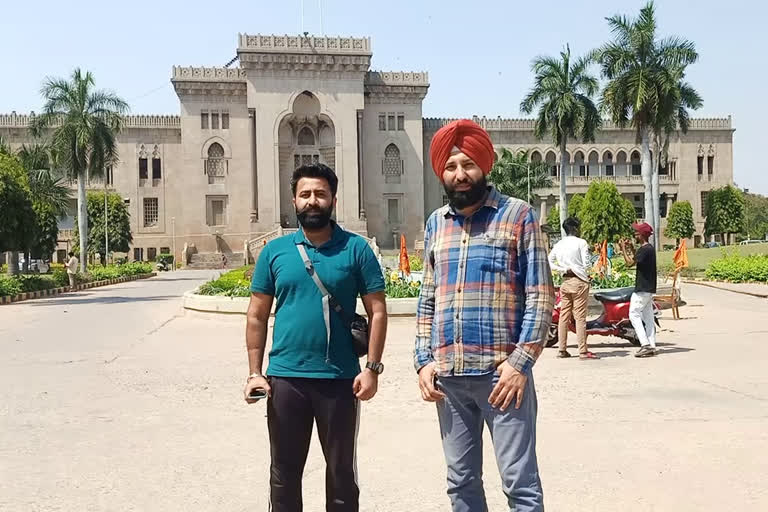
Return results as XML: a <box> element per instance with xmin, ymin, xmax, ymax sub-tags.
<box><xmin>739</xmin><ymin>239</ymin><xmax>767</xmax><ymax>245</ymax></box>
<box><xmin>704</xmin><ymin>241</ymin><xmax>721</xmax><ymax>248</ymax></box>
<box><xmin>19</xmin><ymin>256</ymin><xmax>50</xmax><ymax>273</ymax></box>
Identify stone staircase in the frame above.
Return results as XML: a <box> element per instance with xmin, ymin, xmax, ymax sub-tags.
<box><xmin>187</xmin><ymin>252</ymin><xmax>244</xmax><ymax>270</ymax></box>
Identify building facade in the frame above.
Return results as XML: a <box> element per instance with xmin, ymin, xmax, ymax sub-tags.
<box><xmin>0</xmin><ymin>33</ymin><xmax>734</xmax><ymax>264</ymax></box>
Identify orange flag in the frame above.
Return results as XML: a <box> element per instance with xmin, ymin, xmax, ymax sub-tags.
<box><xmin>673</xmin><ymin>239</ymin><xmax>689</xmax><ymax>270</ymax></box>
<box><xmin>399</xmin><ymin>234</ymin><xmax>411</xmax><ymax>275</ymax></box>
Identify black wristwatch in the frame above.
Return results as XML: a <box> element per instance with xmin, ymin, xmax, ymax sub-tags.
<box><xmin>365</xmin><ymin>361</ymin><xmax>384</xmax><ymax>374</ymax></box>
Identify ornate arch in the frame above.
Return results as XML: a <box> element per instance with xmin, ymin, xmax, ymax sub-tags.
<box><xmin>200</xmin><ymin>136</ymin><xmax>232</xmax><ymax>159</ymax></box>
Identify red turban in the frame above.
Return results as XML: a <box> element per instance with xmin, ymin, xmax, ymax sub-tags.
<box><xmin>430</xmin><ymin>119</ymin><xmax>495</xmax><ymax>181</ymax></box>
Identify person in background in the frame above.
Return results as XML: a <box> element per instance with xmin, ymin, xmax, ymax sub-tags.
<box><xmin>548</xmin><ymin>217</ymin><xmax>597</xmax><ymax>359</ymax></box>
<box><xmin>619</xmin><ymin>222</ymin><xmax>658</xmax><ymax>358</ymax></box>
<box><xmin>66</xmin><ymin>251</ymin><xmax>78</xmax><ymax>289</ymax></box>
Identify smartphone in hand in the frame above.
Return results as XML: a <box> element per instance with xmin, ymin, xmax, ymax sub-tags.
<box><xmin>248</xmin><ymin>388</ymin><xmax>268</xmax><ymax>401</ymax></box>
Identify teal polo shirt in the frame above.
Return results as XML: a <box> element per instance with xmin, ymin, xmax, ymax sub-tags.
<box><xmin>250</xmin><ymin>223</ymin><xmax>385</xmax><ymax>379</ymax></box>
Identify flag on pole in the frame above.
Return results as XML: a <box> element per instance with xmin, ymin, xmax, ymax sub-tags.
<box><xmin>673</xmin><ymin>239</ymin><xmax>689</xmax><ymax>270</ymax></box>
<box><xmin>399</xmin><ymin>234</ymin><xmax>411</xmax><ymax>276</ymax></box>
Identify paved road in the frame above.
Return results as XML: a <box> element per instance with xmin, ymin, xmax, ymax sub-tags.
<box><xmin>1</xmin><ymin>275</ymin><xmax>766</xmax><ymax>511</ymax></box>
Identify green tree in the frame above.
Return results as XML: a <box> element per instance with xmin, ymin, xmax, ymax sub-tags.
<box><xmin>593</xmin><ymin>1</ymin><xmax>699</xmax><ymax>243</ymax></box>
<box><xmin>568</xmin><ymin>194</ymin><xmax>585</xmax><ymax>218</ymax></box>
<box><xmin>579</xmin><ymin>181</ymin><xmax>636</xmax><ymax>244</ymax></box>
<box><xmin>704</xmin><ymin>185</ymin><xmax>746</xmax><ymax>245</ymax></box>
<box><xmin>664</xmin><ymin>200</ymin><xmax>695</xmax><ymax>243</ymax></box>
<box><xmin>742</xmin><ymin>192</ymin><xmax>768</xmax><ymax>241</ymax></box>
<box><xmin>73</xmin><ymin>191</ymin><xmax>132</xmax><ymax>264</ymax></box>
<box><xmin>31</xmin><ymin>69</ymin><xmax>129</xmax><ymax>273</ymax></box>
<box><xmin>0</xmin><ymin>153</ymin><xmax>36</xmax><ymax>275</ymax></box>
<box><xmin>16</xmin><ymin>143</ymin><xmax>73</xmax><ymax>269</ymax></box>
<box><xmin>520</xmin><ymin>45</ymin><xmax>600</xmax><ymax>236</ymax></box>
<box><xmin>487</xmin><ymin>148</ymin><xmax>551</xmax><ymax>202</ymax></box>
<box><xmin>546</xmin><ymin>205</ymin><xmax>561</xmax><ymax>230</ymax></box>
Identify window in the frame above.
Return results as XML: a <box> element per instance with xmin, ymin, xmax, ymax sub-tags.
<box><xmin>634</xmin><ymin>195</ymin><xmax>641</xmax><ymax>202</ymax></box>
<box><xmin>697</xmin><ymin>156</ymin><xmax>704</xmax><ymax>175</ymax></box>
<box><xmin>605</xmin><ymin>164</ymin><xmax>614</xmax><ymax>176</ymax></box>
<box><xmin>152</xmin><ymin>158</ymin><xmax>161</xmax><ymax>180</ymax></box>
<box><xmin>383</xmin><ymin>144</ymin><xmax>402</xmax><ymax>184</ymax></box>
<box><xmin>206</xmin><ymin>143</ymin><xmax>227</xmax><ymax>183</ymax></box>
<box><xmin>707</xmin><ymin>155</ymin><xmax>714</xmax><ymax>176</ymax></box>
<box><xmin>298</xmin><ymin>127</ymin><xmax>315</xmax><ymax>146</ymax></box>
<box><xmin>387</xmin><ymin>114</ymin><xmax>395</xmax><ymax>131</ymax></box>
<box><xmin>143</xmin><ymin>197</ymin><xmax>159</xmax><ymax>227</ymax></box>
<box><xmin>211</xmin><ymin>112</ymin><xmax>219</xmax><ymax>130</ymax></box>
<box><xmin>201</xmin><ymin>111</ymin><xmax>209</xmax><ymax>129</ymax></box>
<box><xmin>378</xmin><ymin>114</ymin><xmax>386</xmax><ymax>131</ymax></box>
<box><xmin>221</xmin><ymin>112</ymin><xmax>230</xmax><ymax>130</ymax></box>
<box><xmin>660</xmin><ymin>195</ymin><xmax>668</xmax><ymax>218</ymax></box>
<box><xmin>160</xmin><ymin>247</ymin><xmax>170</xmax><ymax>255</ymax></box>
<box><xmin>133</xmin><ymin>248</ymin><xmax>144</xmax><ymax>261</ymax></box>
<box><xmin>106</xmin><ymin>165</ymin><xmax>114</xmax><ymax>185</ymax></box>
<box><xmin>147</xmin><ymin>247</ymin><xmax>157</xmax><ymax>262</ymax></box>
<box><xmin>207</xmin><ymin>195</ymin><xmax>228</xmax><ymax>226</ymax></box>
<box><xmin>397</xmin><ymin>114</ymin><xmax>405</xmax><ymax>131</ymax></box>
<box><xmin>387</xmin><ymin>198</ymin><xmax>400</xmax><ymax>224</ymax></box>
<box><xmin>139</xmin><ymin>158</ymin><xmax>148</xmax><ymax>180</ymax></box>
<box><xmin>631</xmin><ymin>151</ymin><xmax>641</xmax><ymax>175</ymax></box>
<box><xmin>701</xmin><ymin>191</ymin><xmax>709</xmax><ymax>217</ymax></box>
<box><xmin>579</xmin><ymin>165</ymin><xmax>586</xmax><ymax>176</ymax></box>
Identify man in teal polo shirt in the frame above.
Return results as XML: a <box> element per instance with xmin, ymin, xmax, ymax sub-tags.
<box><xmin>243</xmin><ymin>163</ymin><xmax>387</xmax><ymax>512</ymax></box>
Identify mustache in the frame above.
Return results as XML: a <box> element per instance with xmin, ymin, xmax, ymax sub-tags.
<box><xmin>298</xmin><ymin>205</ymin><xmax>326</xmax><ymax>214</ymax></box>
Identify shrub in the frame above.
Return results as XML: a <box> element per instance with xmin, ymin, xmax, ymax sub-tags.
<box><xmin>385</xmin><ymin>270</ymin><xmax>421</xmax><ymax>298</ymax></box>
<box><xmin>197</xmin><ymin>266</ymin><xmax>251</xmax><ymax>297</ymax></box>
<box><xmin>52</xmin><ymin>268</ymin><xmax>69</xmax><ymax>287</ymax></box>
<box><xmin>705</xmin><ymin>253</ymin><xmax>768</xmax><ymax>283</ymax></box>
<box><xmin>0</xmin><ymin>276</ymin><xmax>22</xmax><ymax>297</ymax></box>
<box><xmin>157</xmin><ymin>253</ymin><xmax>174</xmax><ymax>266</ymax></box>
<box><xmin>408</xmin><ymin>255</ymin><xmax>424</xmax><ymax>272</ymax></box>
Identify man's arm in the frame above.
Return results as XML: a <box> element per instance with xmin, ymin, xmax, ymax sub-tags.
<box><xmin>548</xmin><ymin>245</ymin><xmax>566</xmax><ymax>274</ymax></box>
<box><xmin>361</xmin><ymin>291</ymin><xmax>387</xmax><ymax>364</ymax></box>
<box><xmin>414</xmin><ymin>218</ymin><xmax>436</xmax><ymax>372</ymax></box>
<box><xmin>507</xmin><ymin>207</ymin><xmax>556</xmax><ymax>373</ymax></box>
<box><xmin>620</xmin><ymin>240</ymin><xmax>637</xmax><ymax>267</ymax></box>
<box><xmin>245</xmin><ymin>292</ymin><xmax>274</xmax><ymax>376</ymax></box>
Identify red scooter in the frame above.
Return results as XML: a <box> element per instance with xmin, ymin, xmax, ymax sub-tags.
<box><xmin>547</xmin><ymin>286</ymin><xmax>661</xmax><ymax>347</ymax></box>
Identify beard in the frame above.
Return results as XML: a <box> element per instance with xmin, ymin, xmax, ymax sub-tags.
<box><xmin>296</xmin><ymin>204</ymin><xmax>333</xmax><ymax>230</ymax></box>
<box><xmin>444</xmin><ymin>176</ymin><xmax>488</xmax><ymax>210</ymax></box>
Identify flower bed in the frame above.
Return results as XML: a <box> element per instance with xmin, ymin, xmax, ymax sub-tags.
<box><xmin>0</xmin><ymin>262</ymin><xmax>154</xmax><ymax>297</ymax></box>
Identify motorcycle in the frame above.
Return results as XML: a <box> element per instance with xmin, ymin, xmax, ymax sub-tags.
<box><xmin>547</xmin><ymin>286</ymin><xmax>661</xmax><ymax>347</ymax></box>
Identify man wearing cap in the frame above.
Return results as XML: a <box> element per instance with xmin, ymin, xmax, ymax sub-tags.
<box><xmin>414</xmin><ymin>119</ymin><xmax>554</xmax><ymax>512</ymax></box>
<box><xmin>619</xmin><ymin>222</ymin><xmax>658</xmax><ymax>358</ymax></box>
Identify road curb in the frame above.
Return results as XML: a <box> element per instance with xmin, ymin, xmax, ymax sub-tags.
<box><xmin>0</xmin><ymin>273</ymin><xmax>157</xmax><ymax>305</ymax></box>
<box><xmin>684</xmin><ymin>280</ymin><xmax>768</xmax><ymax>299</ymax></box>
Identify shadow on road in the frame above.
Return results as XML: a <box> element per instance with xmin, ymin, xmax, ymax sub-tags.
<box><xmin>27</xmin><ymin>295</ymin><xmax>179</xmax><ymax>306</ymax></box>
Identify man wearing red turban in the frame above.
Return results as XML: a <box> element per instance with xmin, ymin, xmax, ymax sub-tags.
<box><xmin>415</xmin><ymin>119</ymin><xmax>554</xmax><ymax>512</ymax></box>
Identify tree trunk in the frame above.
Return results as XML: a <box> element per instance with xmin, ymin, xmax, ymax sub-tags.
<box><xmin>559</xmin><ymin>139</ymin><xmax>568</xmax><ymax>237</ymax></box>
<box><xmin>651</xmin><ymin>135</ymin><xmax>661</xmax><ymax>248</ymax></box>
<box><xmin>77</xmin><ymin>175</ymin><xmax>88</xmax><ymax>273</ymax></box>
<box><xmin>22</xmin><ymin>250</ymin><xmax>30</xmax><ymax>273</ymax></box>
<box><xmin>7</xmin><ymin>251</ymin><xmax>20</xmax><ymax>276</ymax></box>
<box><xmin>640</xmin><ymin>128</ymin><xmax>655</xmax><ymax>246</ymax></box>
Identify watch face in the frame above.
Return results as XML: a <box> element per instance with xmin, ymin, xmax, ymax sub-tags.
<box><xmin>367</xmin><ymin>362</ymin><xmax>383</xmax><ymax>374</ymax></box>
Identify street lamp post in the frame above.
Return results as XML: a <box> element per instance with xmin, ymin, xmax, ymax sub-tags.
<box><xmin>172</xmin><ymin>217</ymin><xmax>176</xmax><ymax>272</ymax></box>
<box><xmin>104</xmin><ymin>175</ymin><xmax>109</xmax><ymax>265</ymax></box>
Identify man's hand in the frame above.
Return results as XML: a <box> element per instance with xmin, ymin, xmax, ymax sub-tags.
<box><xmin>353</xmin><ymin>369</ymin><xmax>378</xmax><ymax>401</ymax></box>
<box><xmin>488</xmin><ymin>361</ymin><xmax>527</xmax><ymax>411</ymax></box>
<box><xmin>417</xmin><ymin>361</ymin><xmax>445</xmax><ymax>402</ymax></box>
<box><xmin>243</xmin><ymin>375</ymin><xmax>271</xmax><ymax>404</ymax></box>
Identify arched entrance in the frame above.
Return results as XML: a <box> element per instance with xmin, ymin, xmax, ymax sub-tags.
<box><xmin>277</xmin><ymin>91</ymin><xmax>336</xmax><ymax>228</ymax></box>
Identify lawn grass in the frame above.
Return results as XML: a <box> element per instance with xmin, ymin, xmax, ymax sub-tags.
<box><xmin>656</xmin><ymin>244</ymin><xmax>768</xmax><ymax>272</ymax></box>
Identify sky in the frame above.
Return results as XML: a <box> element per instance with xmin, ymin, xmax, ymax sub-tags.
<box><xmin>2</xmin><ymin>0</ymin><xmax>766</xmax><ymax>194</ymax></box>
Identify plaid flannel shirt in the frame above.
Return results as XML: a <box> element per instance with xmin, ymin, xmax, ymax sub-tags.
<box><xmin>414</xmin><ymin>187</ymin><xmax>555</xmax><ymax>376</ymax></box>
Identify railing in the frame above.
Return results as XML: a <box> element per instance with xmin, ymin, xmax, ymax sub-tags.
<box><xmin>0</xmin><ymin>112</ymin><xmax>180</xmax><ymax>128</ymax></box>
<box><xmin>238</xmin><ymin>34</ymin><xmax>371</xmax><ymax>54</ymax></box>
<box><xmin>171</xmin><ymin>66</ymin><xmax>247</xmax><ymax>82</ymax></box>
<box><xmin>366</xmin><ymin>71</ymin><xmax>429</xmax><ymax>87</ymax></box>
<box><xmin>423</xmin><ymin>116</ymin><xmax>732</xmax><ymax>132</ymax></box>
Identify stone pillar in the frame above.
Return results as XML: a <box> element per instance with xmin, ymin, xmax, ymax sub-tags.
<box><xmin>356</xmin><ymin>110</ymin><xmax>365</xmax><ymax>219</ymax></box>
<box><xmin>666</xmin><ymin>196</ymin><xmax>674</xmax><ymax>218</ymax></box>
<box><xmin>540</xmin><ymin>199</ymin><xmax>547</xmax><ymax>220</ymax></box>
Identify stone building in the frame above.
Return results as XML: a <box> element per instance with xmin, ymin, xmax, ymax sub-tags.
<box><xmin>0</xmin><ymin>33</ymin><xmax>734</xmax><ymax>265</ymax></box>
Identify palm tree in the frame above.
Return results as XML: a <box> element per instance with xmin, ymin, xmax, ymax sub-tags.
<box><xmin>487</xmin><ymin>148</ymin><xmax>552</xmax><ymax>202</ymax></box>
<box><xmin>650</xmin><ymin>71</ymin><xmax>702</xmax><ymax>246</ymax></box>
<box><xmin>31</xmin><ymin>69</ymin><xmax>128</xmax><ymax>272</ymax></box>
<box><xmin>593</xmin><ymin>1</ymin><xmax>698</xmax><ymax>243</ymax></box>
<box><xmin>520</xmin><ymin>45</ymin><xmax>600</xmax><ymax>236</ymax></box>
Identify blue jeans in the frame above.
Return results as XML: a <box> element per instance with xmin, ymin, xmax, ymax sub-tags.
<box><xmin>436</xmin><ymin>372</ymin><xmax>543</xmax><ymax>512</ymax></box>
